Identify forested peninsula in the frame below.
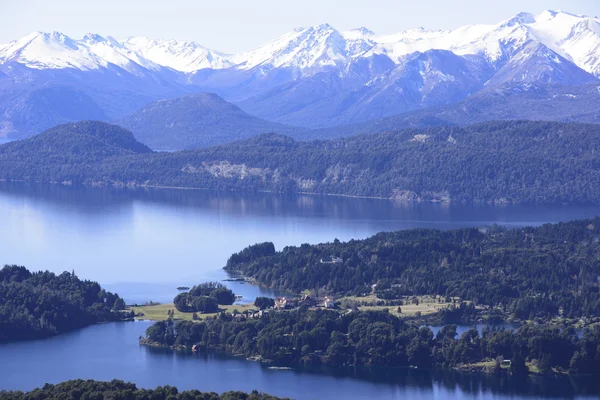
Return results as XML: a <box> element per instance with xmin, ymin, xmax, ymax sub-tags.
<box><xmin>225</xmin><ymin>217</ymin><xmax>600</xmax><ymax>319</ymax></box>
<box><xmin>0</xmin><ymin>380</ymin><xmax>288</xmax><ymax>400</ymax></box>
<box><xmin>1</xmin><ymin>120</ymin><xmax>600</xmax><ymax>204</ymax></box>
<box><xmin>0</xmin><ymin>265</ymin><xmax>129</xmax><ymax>342</ymax></box>
<box><xmin>142</xmin><ymin>309</ymin><xmax>600</xmax><ymax>375</ymax></box>
<box><xmin>140</xmin><ymin>217</ymin><xmax>600</xmax><ymax>376</ymax></box>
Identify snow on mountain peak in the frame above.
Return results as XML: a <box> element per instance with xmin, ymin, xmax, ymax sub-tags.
<box><xmin>0</xmin><ymin>31</ymin><xmax>165</xmax><ymax>73</ymax></box>
<box><xmin>0</xmin><ymin>31</ymin><xmax>100</xmax><ymax>70</ymax></box>
<box><xmin>233</xmin><ymin>23</ymin><xmax>364</xmax><ymax>71</ymax></box>
<box><xmin>505</xmin><ymin>12</ymin><xmax>537</xmax><ymax>26</ymax></box>
<box><xmin>2</xmin><ymin>10</ymin><xmax>600</xmax><ymax>76</ymax></box>
<box><xmin>82</xmin><ymin>33</ymin><xmax>108</xmax><ymax>45</ymax></box>
<box><xmin>352</xmin><ymin>27</ymin><xmax>376</xmax><ymax>36</ymax></box>
<box><xmin>121</xmin><ymin>37</ymin><xmax>233</xmax><ymax>72</ymax></box>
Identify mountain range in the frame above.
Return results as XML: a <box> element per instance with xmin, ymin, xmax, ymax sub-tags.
<box><xmin>1</xmin><ymin>10</ymin><xmax>600</xmax><ymax>141</ymax></box>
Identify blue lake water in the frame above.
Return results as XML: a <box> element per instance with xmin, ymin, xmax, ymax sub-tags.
<box><xmin>0</xmin><ymin>183</ymin><xmax>599</xmax><ymax>398</ymax></box>
<box><xmin>0</xmin><ymin>321</ymin><xmax>598</xmax><ymax>399</ymax></box>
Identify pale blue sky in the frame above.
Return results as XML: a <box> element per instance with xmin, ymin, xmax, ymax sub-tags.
<box><xmin>1</xmin><ymin>0</ymin><xmax>599</xmax><ymax>53</ymax></box>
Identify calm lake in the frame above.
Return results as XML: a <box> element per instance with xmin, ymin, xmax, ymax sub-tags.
<box><xmin>0</xmin><ymin>321</ymin><xmax>598</xmax><ymax>399</ymax></box>
<box><xmin>1</xmin><ymin>183</ymin><xmax>600</xmax><ymax>398</ymax></box>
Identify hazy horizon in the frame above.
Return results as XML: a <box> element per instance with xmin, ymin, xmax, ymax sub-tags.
<box><xmin>1</xmin><ymin>0</ymin><xmax>599</xmax><ymax>53</ymax></box>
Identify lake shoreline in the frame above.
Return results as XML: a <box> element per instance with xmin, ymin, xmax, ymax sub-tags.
<box><xmin>2</xmin><ymin>178</ymin><xmax>597</xmax><ymax>206</ymax></box>
<box><xmin>138</xmin><ymin>337</ymin><xmax>597</xmax><ymax>379</ymax></box>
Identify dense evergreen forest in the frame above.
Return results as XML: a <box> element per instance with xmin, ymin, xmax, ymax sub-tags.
<box><xmin>143</xmin><ymin>309</ymin><xmax>600</xmax><ymax>375</ymax></box>
<box><xmin>0</xmin><ymin>265</ymin><xmax>128</xmax><ymax>342</ymax></box>
<box><xmin>226</xmin><ymin>218</ymin><xmax>600</xmax><ymax>319</ymax></box>
<box><xmin>0</xmin><ymin>379</ymin><xmax>287</xmax><ymax>400</ymax></box>
<box><xmin>1</xmin><ymin>120</ymin><xmax>600</xmax><ymax>204</ymax></box>
<box><xmin>174</xmin><ymin>282</ymin><xmax>236</xmax><ymax>313</ymax></box>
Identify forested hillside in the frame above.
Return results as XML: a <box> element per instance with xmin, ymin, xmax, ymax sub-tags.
<box><xmin>117</xmin><ymin>93</ymin><xmax>301</xmax><ymax>150</ymax></box>
<box><xmin>226</xmin><ymin>217</ymin><xmax>600</xmax><ymax>319</ymax></box>
<box><xmin>0</xmin><ymin>380</ymin><xmax>287</xmax><ymax>400</ymax></box>
<box><xmin>0</xmin><ymin>265</ymin><xmax>128</xmax><ymax>342</ymax></box>
<box><xmin>1</xmin><ymin>120</ymin><xmax>600</xmax><ymax>204</ymax></box>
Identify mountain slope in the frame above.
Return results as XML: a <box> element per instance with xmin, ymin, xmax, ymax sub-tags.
<box><xmin>304</xmin><ymin>83</ymin><xmax>600</xmax><ymax>140</ymax></box>
<box><xmin>238</xmin><ymin>50</ymin><xmax>494</xmax><ymax>127</ymax></box>
<box><xmin>117</xmin><ymin>93</ymin><xmax>302</xmax><ymax>150</ymax></box>
<box><xmin>0</xmin><ymin>120</ymin><xmax>599</xmax><ymax>205</ymax></box>
<box><xmin>0</xmin><ymin>85</ymin><xmax>107</xmax><ymax>138</ymax></box>
<box><xmin>2</xmin><ymin>10</ymin><xmax>600</xmax><ymax>134</ymax></box>
<box><xmin>0</xmin><ymin>121</ymin><xmax>152</xmax><ymax>181</ymax></box>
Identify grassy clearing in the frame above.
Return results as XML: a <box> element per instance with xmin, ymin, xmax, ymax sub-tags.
<box><xmin>358</xmin><ymin>303</ymin><xmax>450</xmax><ymax>317</ymax></box>
<box><xmin>340</xmin><ymin>294</ymin><xmax>456</xmax><ymax>317</ymax></box>
<box><xmin>131</xmin><ymin>303</ymin><xmax>257</xmax><ymax>322</ymax></box>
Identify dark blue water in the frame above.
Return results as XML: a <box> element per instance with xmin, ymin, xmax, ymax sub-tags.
<box><xmin>1</xmin><ymin>183</ymin><xmax>600</xmax><ymax>398</ymax></box>
<box><xmin>0</xmin><ymin>321</ymin><xmax>598</xmax><ymax>399</ymax></box>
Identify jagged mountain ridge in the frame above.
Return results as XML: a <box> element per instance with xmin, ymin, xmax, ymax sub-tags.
<box><xmin>1</xmin><ymin>9</ymin><xmax>600</xmax><ymax>137</ymax></box>
<box><xmin>2</xmin><ymin>10</ymin><xmax>600</xmax><ymax>76</ymax></box>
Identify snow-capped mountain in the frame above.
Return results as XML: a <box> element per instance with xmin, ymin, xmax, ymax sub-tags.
<box><xmin>2</xmin><ymin>10</ymin><xmax>599</xmax><ymax>76</ymax></box>
<box><xmin>231</xmin><ymin>23</ymin><xmax>376</xmax><ymax>71</ymax></box>
<box><xmin>1</xmin><ymin>9</ymin><xmax>600</xmax><ymax>139</ymax></box>
<box><xmin>0</xmin><ymin>31</ymin><xmax>161</xmax><ymax>74</ymax></box>
<box><xmin>364</xmin><ymin>10</ymin><xmax>600</xmax><ymax>75</ymax></box>
<box><xmin>121</xmin><ymin>37</ymin><xmax>234</xmax><ymax>72</ymax></box>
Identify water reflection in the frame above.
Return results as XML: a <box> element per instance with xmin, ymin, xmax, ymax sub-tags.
<box><xmin>141</xmin><ymin>346</ymin><xmax>600</xmax><ymax>399</ymax></box>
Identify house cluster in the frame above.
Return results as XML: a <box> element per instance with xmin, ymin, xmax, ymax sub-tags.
<box><xmin>243</xmin><ymin>309</ymin><xmax>270</xmax><ymax>319</ymax></box>
<box><xmin>274</xmin><ymin>294</ymin><xmax>336</xmax><ymax>310</ymax></box>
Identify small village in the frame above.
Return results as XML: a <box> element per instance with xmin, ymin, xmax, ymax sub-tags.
<box><xmin>274</xmin><ymin>294</ymin><xmax>336</xmax><ymax>310</ymax></box>
<box><xmin>238</xmin><ymin>294</ymin><xmax>337</xmax><ymax>320</ymax></box>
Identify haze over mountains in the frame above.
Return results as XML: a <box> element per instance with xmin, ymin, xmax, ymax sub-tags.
<box><xmin>1</xmin><ymin>10</ymin><xmax>600</xmax><ymax>144</ymax></box>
